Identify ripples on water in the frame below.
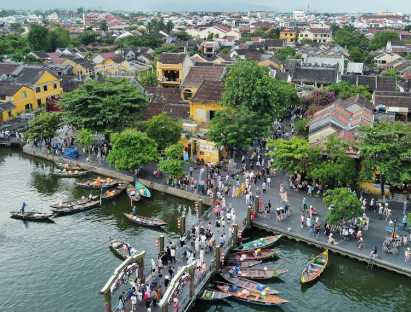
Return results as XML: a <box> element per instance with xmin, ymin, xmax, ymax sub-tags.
<box><xmin>1</xmin><ymin>149</ymin><xmax>411</xmax><ymax>312</ymax></box>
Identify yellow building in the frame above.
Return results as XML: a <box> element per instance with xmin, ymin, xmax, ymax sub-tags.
<box><xmin>197</xmin><ymin>139</ymin><xmax>220</xmax><ymax>163</ymax></box>
<box><xmin>72</xmin><ymin>61</ymin><xmax>95</xmax><ymax>76</ymax></box>
<box><xmin>0</xmin><ymin>83</ymin><xmax>36</xmax><ymax>122</ymax></box>
<box><xmin>189</xmin><ymin>80</ymin><xmax>225</xmax><ymax>124</ymax></box>
<box><xmin>280</xmin><ymin>29</ymin><xmax>297</xmax><ymax>43</ymax></box>
<box><xmin>157</xmin><ymin>53</ymin><xmax>193</xmax><ymax>88</ymax></box>
<box><xmin>259</xmin><ymin>57</ymin><xmax>284</xmax><ymax>71</ymax></box>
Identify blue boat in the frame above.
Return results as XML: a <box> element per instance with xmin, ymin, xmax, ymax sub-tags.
<box><xmin>135</xmin><ymin>182</ymin><xmax>151</xmax><ymax>198</ymax></box>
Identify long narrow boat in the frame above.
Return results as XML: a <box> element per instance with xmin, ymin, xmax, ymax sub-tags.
<box><xmin>301</xmin><ymin>250</ymin><xmax>328</xmax><ymax>283</ymax></box>
<box><xmin>225</xmin><ymin>259</ymin><xmax>262</xmax><ymax>268</ymax></box>
<box><xmin>50</xmin><ymin>196</ymin><xmax>98</xmax><ymax>208</ymax></box>
<box><xmin>75</xmin><ymin>178</ymin><xmax>118</xmax><ymax>189</ymax></box>
<box><xmin>219</xmin><ymin>272</ymin><xmax>280</xmax><ymax>295</ymax></box>
<box><xmin>199</xmin><ymin>289</ymin><xmax>232</xmax><ymax>301</ymax></box>
<box><xmin>54</xmin><ymin>161</ymin><xmax>82</xmax><ymax>170</ymax></box>
<box><xmin>10</xmin><ymin>211</ymin><xmax>53</xmax><ymax>222</ymax></box>
<box><xmin>109</xmin><ymin>237</ymin><xmax>138</xmax><ymax>259</ymax></box>
<box><xmin>220</xmin><ymin>267</ymin><xmax>287</xmax><ymax>280</ymax></box>
<box><xmin>123</xmin><ymin>213</ymin><xmax>167</xmax><ymax>227</ymax></box>
<box><xmin>135</xmin><ymin>182</ymin><xmax>151</xmax><ymax>198</ymax></box>
<box><xmin>126</xmin><ymin>183</ymin><xmax>141</xmax><ymax>202</ymax></box>
<box><xmin>217</xmin><ymin>285</ymin><xmax>288</xmax><ymax>306</ymax></box>
<box><xmin>51</xmin><ymin>170</ymin><xmax>89</xmax><ymax>178</ymax></box>
<box><xmin>101</xmin><ymin>183</ymin><xmax>127</xmax><ymax>200</ymax></box>
<box><xmin>51</xmin><ymin>200</ymin><xmax>100</xmax><ymax>215</ymax></box>
<box><xmin>228</xmin><ymin>249</ymin><xmax>280</xmax><ymax>261</ymax></box>
<box><xmin>233</xmin><ymin>235</ymin><xmax>282</xmax><ymax>251</ymax></box>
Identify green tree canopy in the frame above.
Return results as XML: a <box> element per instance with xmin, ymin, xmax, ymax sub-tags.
<box><xmin>173</xmin><ymin>31</ymin><xmax>192</xmax><ymax>41</ymax></box>
<box><xmin>349</xmin><ymin>46</ymin><xmax>374</xmax><ymax>65</ymax></box>
<box><xmin>144</xmin><ymin>112</ymin><xmax>182</xmax><ymax>150</ymax></box>
<box><xmin>323</xmin><ymin>188</ymin><xmax>363</xmax><ymax>225</ymax></box>
<box><xmin>27</xmin><ymin>24</ymin><xmax>49</xmax><ymax>51</ymax></box>
<box><xmin>48</xmin><ymin>27</ymin><xmax>72</xmax><ymax>51</ymax></box>
<box><xmin>326</xmin><ymin>81</ymin><xmax>372</xmax><ymax>100</ymax></box>
<box><xmin>76</xmin><ymin>128</ymin><xmax>94</xmax><ymax>151</ymax></box>
<box><xmin>274</xmin><ymin>47</ymin><xmax>297</xmax><ymax>63</ymax></box>
<box><xmin>78</xmin><ymin>31</ymin><xmax>101</xmax><ymax>46</ymax></box>
<box><xmin>334</xmin><ymin>27</ymin><xmax>369</xmax><ymax>50</ymax></box>
<box><xmin>59</xmin><ymin>78</ymin><xmax>148</xmax><ymax>132</ymax></box>
<box><xmin>107</xmin><ymin>129</ymin><xmax>159</xmax><ymax>171</ymax></box>
<box><xmin>222</xmin><ymin>59</ymin><xmax>299</xmax><ymax>123</ymax></box>
<box><xmin>369</xmin><ymin>31</ymin><xmax>400</xmax><ymax>51</ymax></box>
<box><xmin>358</xmin><ymin>121</ymin><xmax>411</xmax><ymax>196</ymax></box>
<box><xmin>158</xmin><ymin>142</ymin><xmax>186</xmax><ymax>178</ymax></box>
<box><xmin>139</xmin><ymin>72</ymin><xmax>157</xmax><ymax>87</ymax></box>
<box><xmin>27</xmin><ymin>112</ymin><xmax>62</xmax><ymax>141</ymax></box>
<box><xmin>153</xmin><ymin>45</ymin><xmax>180</xmax><ymax>56</ymax></box>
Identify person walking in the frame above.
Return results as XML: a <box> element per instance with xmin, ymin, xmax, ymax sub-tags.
<box><xmin>117</xmin><ymin>296</ymin><xmax>125</xmax><ymax>312</ymax></box>
<box><xmin>301</xmin><ymin>213</ymin><xmax>305</xmax><ymax>229</ymax></box>
<box><xmin>405</xmin><ymin>248</ymin><xmax>410</xmax><ymax>263</ymax></box>
<box><xmin>378</xmin><ymin>204</ymin><xmax>383</xmax><ymax>219</ymax></box>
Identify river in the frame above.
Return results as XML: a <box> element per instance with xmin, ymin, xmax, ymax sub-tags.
<box><xmin>0</xmin><ymin>148</ymin><xmax>410</xmax><ymax>312</ymax></box>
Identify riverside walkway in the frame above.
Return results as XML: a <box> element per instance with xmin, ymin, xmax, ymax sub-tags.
<box><xmin>22</xmin><ymin>140</ymin><xmax>411</xmax><ymax>312</ymax></box>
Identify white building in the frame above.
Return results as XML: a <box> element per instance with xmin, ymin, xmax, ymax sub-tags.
<box><xmin>293</xmin><ymin>10</ymin><xmax>306</xmax><ymax>19</ymax></box>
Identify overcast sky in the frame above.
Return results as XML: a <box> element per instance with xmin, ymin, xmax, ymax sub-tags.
<box><xmin>2</xmin><ymin>0</ymin><xmax>409</xmax><ymax>13</ymax></box>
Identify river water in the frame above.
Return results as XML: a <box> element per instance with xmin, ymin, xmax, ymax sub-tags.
<box><xmin>0</xmin><ymin>148</ymin><xmax>410</xmax><ymax>312</ymax></box>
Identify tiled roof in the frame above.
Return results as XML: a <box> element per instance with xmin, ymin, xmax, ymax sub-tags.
<box><xmin>181</xmin><ymin>66</ymin><xmax>225</xmax><ymax>88</ymax></box>
<box><xmin>244</xmin><ymin>50</ymin><xmax>262</xmax><ymax>61</ymax></box>
<box><xmin>374</xmin><ymin>91</ymin><xmax>411</xmax><ymax>112</ymax></box>
<box><xmin>31</xmin><ymin>51</ymin><xmax>49</xmax><ymax>59</ymax></box>
<box><xmin>0</xmin><ymin>64</ymin><xmax>20</xmax><ymax>76</ymax></box>
<box><xmin>346</xmin><ymin>62</ymin><xmax>364</xmax><ymax>74</ymax></box>
<box><xmin>59</xmin><ymin>75</ymin><xmax>84</xmax><ymax>92</ymax></box>
<box><xmin>305</xmin><ymin>56</ymin><xmax>344</xmax><ymax>72</ymax></box>
<box><xmin>264</xmin><ymin>39</ymin><xmax>284</xmax><ymax>48</ymax></box>
<box><xmin>339</xmin><ymin>94</ymin><xmax>375</xmax><ymax>112</ymax></box>
<box><xmin>145</xmin><ymin>87</ymin><xmax>182</xmax><ymax>105</ymax></box>
<box><xmin>191</xmin><ymin>80</ymin><xmax>224</xmax><ymax>102</ymax></box>
<box><xmin>284</xmin><ymin>59</ymin><xmax>302</xmax><ymax>74</ymax></box>
<box><xmin>0</xmin><ymin>82</ymin><xmax>24</xmax><ymax>96</ymax></box>
<box><xmin>356</xmin><ymin>75</ymin><xmax>396</xmax><ymax>92</ymax></box>
<box><xmin>0</xmin><ymin>101</ymin><xmax>16</xmax><ymax>112</ymax></box>
<box><xmin>14</xmin><ymin>67</ymin><xmax>54</xmax><ymax>85</ymax></box>
<box><xmin>292</xmin><ymin>65</ymin><xmax>338</xmax><ymax>84</ymax></box>
<box><xmin>99</xmin><ymin>52</ymin><xmax>116</xmax><ymax>59</ymax></box>
<box><xmin>143</xmin><ymin>87</ymin><xmax>188</xmax><ymax>120</ymax></box>
<box><xmin>158</xmin><ymin>53</ymin><xmax>188</xmax><ymax>64</ymax></box>
<box><xmin>213</xmin><ymin>25</ymin><xmax>231</xmax><ymax>33</ymax></box>
<box><xmin>274</xmin><ymin>72</ymin><xmax>289</xmax><ymax>81</ymax></box>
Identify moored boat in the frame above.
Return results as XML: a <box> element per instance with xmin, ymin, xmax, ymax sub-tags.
<box><xmin>135</xmin><ymin>182</ymin><xmax>151</xmax><ymax>198</ymax></box>
<box><xmin>225</xmin><ymin>259</ymin><xmax>261</xmax><ymax>268</ymax></box>
<box><xmin>51</xmin><ymin>170</ymin><xmax>89</xmax><ymax>177</ymax></box>
<box><xmin>50</xmin><ymin>196</ymin><xmax>98</xmax><ymax>208</ymax></box>
<box><xmin>75</xmin><ymin>178</ymin><xmax>118</xmax><ymax>189</ymax></box>
<box><xmin>109</xmin><ymin>237</ymin><xmax>138</xmax><ymax>259</ymax></box>
<box><xmin>54</xmin><ymin>161</ymin><xmax>82</xmax><ymax>170</ymax></box>
<box><xmin>217</xmin><ymin>285</ymin><xmax>288</xmax><ymax>306</ymax></box>
<box><xmin>233</xmin><ymin>235</ymin><xmax>282</xmax><ymax>251</ymax></box>
<box><xmin>220</xmin><ymin>267</ymin><xmax>287</xmax><ymax>280</ymax></box>
<box><xmin>228</xmin><ymin>249</ymin><xmax>280</xmax><ymax>261</ymax></box>
<box><xmin>10</xmin><ymin>211</ymin><xmax>53</xmax><ymax>221</ymax></box>
<box><xmin>101</xmin><ymin>183</ymin><xmax>127</xmax><ymax>200</ymax></box>
<box><xmin>219</xmin><ymin>272</ymin><xmax>280</xmax><ymax>295</ymax></box>
<box><xmin>51</xmin><ymin>200</ymin><xmax>100</xmax><ymax>215</ymax></box>
<box><xmin>123</xmin><ymin>213</ymin><xmax>167</xmax><ymax>227</ymax></box>
<box><xmin>199</xmin><ymin>289</ymin><xmax>232</xmax><ymax>301</ymax></box>
<box><xmin>301</xmin><ymin>249</ymin><xmax>328</xmax><ymax>283</ymax></box>
<box><xmin>126</xmin><ymin>183</ymin><xmax>141</xmax><ymax>202</ymax></box>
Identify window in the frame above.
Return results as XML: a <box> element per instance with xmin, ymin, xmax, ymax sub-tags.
<box><xmin>37</xmin><ymin>99</ymin><xmax>41</xmax><ymax>106</ymax></box>
<box><xmin>25</xmin><ymin>103</ymin><xmax>33</xmax><ymax>110</ymax></box>
<box><xmin>54</xmin><ymin>82</ymin><xmax>58</xmax><ymax>89</ymax></box>
<box><xmin>22</xmin><ymin>91</ymin><xmax>26</xmax><ymax>98</ymax></box>
<box><xmin>43</xmin><ymin>85</ymin><xmax>48</xmax><ymax>92</ymax></box>
<box><xmin>8</xmin><ymin>111</ymin><xmax>12</xmax><ymax>118</ymax></box>
<box><xmin>197</xmin><ymin>109</ymin><xmax>205</xmax><ymax>119</ymax></box>
<box><xmin>183</xmin><ymin>89</ymin><xmax>192</xmax><ymax>100</ymax></box>
<box><xmin>36</xmin><ymin>86</ymin><xmax>41</xmax><ymax>93</ymax></box>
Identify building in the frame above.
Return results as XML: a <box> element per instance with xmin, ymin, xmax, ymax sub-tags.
<box><xmin>156</xmin><ymin>53</ymin><xmax>194</xmax><ymax>88</ymax></box>
<box><xmin>280</xmin><ymin>29</ymin><xmax>297</xmax><ymax>43</ymax></box>
<box><xmin>293</xmin><ymin>10</ymin><xmax>306</xmax><ymax>19</ymax></box>
<box><xmin>299</xmin><ymin>29</ymin><xmax>332</xmax><ymax>43</ymax></box>
<box><xmin>0</xmin><ymin>83</ymin><xmax>35</xmax><ymax>123</ymax></box>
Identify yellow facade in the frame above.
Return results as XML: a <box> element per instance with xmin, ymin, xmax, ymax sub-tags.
<box><xmin>197</xmin><ymin>139</ymin><xmax>219</xmax><ymax>163</ymax></box>
<box><xmin>156</xmin><ymin>62</ymin><xmax>183</xmax><ymax>88</ymax></box>
<box><xmin>280</xmin><ymin>29</ymin><xmax>297</xmax><ymax>42</ymax></box>
<box><xmin>189</xmin><ymin>99</ymin><xmax>225</xmax><ymax>124</ymax></box>
<box><xmin>34</xmin><ymin>71</ymin><xmax>62</xmax><ymax>105</ymax></box>
<box><xmin>259</xmin><ymin>59</ymin><xmax>284</xmax><ymax>71</ymax></box>
<box><xmin>360</xmin><ymin>182</ymin><xmax>390</xmax><ymax>196</ymax></box>
<box><xmin>62</xmin><ymin>59</ymin><xmax>77</xmax><ymax>68</ymax></box>
<box><xmin>0</xmin><ymin>86</ymin><xmax>36</xmax><ymax>122</ymax></box>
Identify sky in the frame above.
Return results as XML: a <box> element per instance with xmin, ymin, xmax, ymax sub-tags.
<box><xmin>1</xmin><ymin>0</ymin><xmax>410</xmax><ymax>14</ymax></box>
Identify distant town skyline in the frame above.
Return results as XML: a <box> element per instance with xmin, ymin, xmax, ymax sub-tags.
<box><xmin>1</xmin><ymin>0</ymin><xmax>410</xmax><ymax>14</ymax></box>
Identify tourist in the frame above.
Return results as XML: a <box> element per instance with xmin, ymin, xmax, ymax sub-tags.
<box><xmin>405</xmin><ymin>248</ymin><xmax>410</xmax><ymax>263</ymax></box>
<box><xmin>301</xmin><ymin>213</ymin><xmax>305</xmax><ymax>228</ymax></box>
<box><xmin>370</xmin><ymin>246</ymin><xmax>378</xmax><ymax>259</ymax></box>
<box><xmin>131</xmin><ymin>293</ymin><xmax>137</xmax><ymax>311</ymax></box>
<box><xmin>402</xmin><ymin>215</ymin><xmax>408</xmax><ymax>229</ymax></box>
<box><xmin>173</xmin><ymin>298</ymin><xmax>179</xmax><ymax>312</ymax></box>
<box><xmin>137</xmin><ymin>288</ymin><xmax>143</xmax><ymax>303</ymax></box>
<box><xmin>378</xmin><ymin>204</ymin><xmax>383</xmax><ymax>220</ymax></box>
<box><xmin>117</xmin><ymin>296</ymin><xmax>125</xmax><ymax>312</ymax></box>
<box><xmin>262</xmin><ymin>182</ymin><xmax>267</xmax><ymax>193</ymax></box>
<box><xmin>266</xmin><ymin>177</ymin><xmax>271</xmax><ymax>188</ymax></box>
<box><xmin>215</xmin><ymin>219</ymin><xmax>220</xmax><ymax>232</ymax></box>
<box><xmin>21</xmin><ymin>202</ymin><xmax>27</xmax><ymax>215</ymax></box>
<box><xmin>145</xmin><ymin>296</ymin><xmax>151</xmax><ymax>312</ymax></box>
<box><xmin>328</xmin><ymin>233</ymin><xmax>338</xmax><ymax>245</ymax></box>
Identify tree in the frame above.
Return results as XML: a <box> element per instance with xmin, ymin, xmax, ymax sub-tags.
<box><xmin>153</xmin><ymin>45</ymin><xmax>180</xmax><ymax>56</ymax></box>
<box><xmin>27</xmin><ymin>24</ymin><xmax>49</xmax><ymax>51</ymax></box>
<box><xmin>404</xmin><ymin>25</ymin><xmax>411</xmax><ymax>32</ymax></box>
<box><xmin>369</xmin><ymin>31</ymin><xmax>399</xmax><ymax>51</ymax></box>
<box><xmin>326</xmin><ymin>81</ymin><xmax>372</xmax><ymax>100</ymax></box>
<box><xmin>300</xmin><ymin>38</ymin><xmax>313</xmax><ymax>44</ymax></box>
<box><xmin>222</xmin><ymin>59</ymin><xmax>299</xmax><ymax>123</ymax></box>
<box><xmin>107</xmin><ymin>129</ymin><xmax>159</xmax><ymax>171</ymax></box>
<box><xmin>381</xmin><ymin>68</ymin><xmax>402</xmax><ymax>82</ymax></box>
<box><xmin>165</xmin><ymin>20</ymin><xmax>174</xmax><ymax>33</ymax></box>
<box><xmin>358</xmin><ymin>122</ymin><xmax>411</xmax><ymax>197</ymax></box>
<box><xmin>208</xmin><ymin>110</ymin><xmax>267</xmax><ymax>158</ymax></box>
<box><xmin>116</xmin><ymin>35</ymin><xmax>141</xmax><ymax>48</ymax></box>
<box><xmin>144</xmin><ymin>112</ymin><xmax>182</xmax><ymax>150</ymax></box>
<box><xmin>274</xmin><ymin>47</ymin><xmax>297</xmax><ymax>63</ymax></box>
<box><xmin>323</xmin><ymin>188</ymin><xmax>363</xmax><ymax>226</ymax></box>
<box><xmin>100</xmin><ymin>20</ymin><xmax>108</xmax><ymax>31</ymax></box>
<box><xmin>158</xmin><ymin>142</ymin><xmax>186</xmax><ymax>178</ymax></box>
<box><xmin>219</xmin><ymin>46</ymin><xmax>230</xmax><ymax>55</ymax></box>
<box><xmin>48</xmin><ymin>27</ymin><xmax>71</xmax><ymax>51</ymax></box>
<box><xmin>140</xmin><ymin>34</ymin><xmax>163</xmax><ymax>49</ymax></box>
<box><xmin>139</xmin><ymin>72</ymin><xmax>157</xmax><ymax>87</ymax></box>
<box><xmin>59</xmin><ymin>78</ymin><xmax>148</xmax><ymax>133</ymax></box>
<box><xmin>334</xmin><ymin>27</ymin><xmax>369</xmax><ymax>50</ymax></box>
<box><xmin>173</xmin><ymin>31</ymin><xmax>191</xmax><ymax>41</ymax></box>
<box><xmin>302</xmin><ymin>89</ymin><xmax>336</xmax><ymax>117</ymax></box>
<box><xmin>261</xmin><ymin>28</ymin><xmax>281</xmax><ymax>39</ymax></box>
<box><xmin>349</xmin><ymin>46</ymin><xmax>374</xmax><ymax>65</ymax></box>
<box><xmin>27</xmin><ymin>112</ymin><xmax>62</xmax><ymax>141</ymax></box>
<box><xmin>76</xmin><ymin>128</ymin><xmax>93</xmax><ymax>156</ymax></box>
<box><xmin>78</xmin><ymin>31</ymin><xmax>101</xmax><ymax>46</ymax></box>
<box><xmin>266</xmin><ymin>137</ymin><xmax>312</xmax><ymax>174</ymax></box>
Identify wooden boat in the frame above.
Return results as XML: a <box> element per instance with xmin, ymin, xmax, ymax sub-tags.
<box><xmin>54</xmin><ymin>161</ymin><xmax>82</xmax><ymax>170</ymax></box>
<box><xmin>220</xmin><ymin>267</ymin><xmax>287</xmax><ymax>280</ymax></box>
<box><xmin>50</xmin><ymin>196</ymin><xmax>98</xmax><ymax>208</ymax></box>
<box><xmin>126</xmin><ymin>183</ymin><xmax>141</xmax><ymax>202</ymax></box>
<box><xmin>51</xmin><ymin>170</ymin><xmax>89</xmax><ymax>177</ymax></box>
<box><xmin>75</xmin><ymin>178</ymin><xmax>118</xmax><ymax>189</ymax></box>
<box><xmin>301</xmin><ymin>250</ymin><xmax>328</xmax><ymax>284</ymax></box>
<box><xmin>51</xmin><ymin>200</ymin><xmax>100</xmax><ymax>215</ymax></box>
<box><xmin>123</xmin><ymin>213</ymin><xmax>167</xmax><ymax>227</ymax></box>
<box><xmin>228</xmin><ymin>249</ymin><xmax>280</xmax><ymax>261</ymax></box>
<box><xmin>135</xmin><ymin>182</ymin><xmax>151</xmax><ymax>198</ymax></box>
<box><xmin>10</xmin><ymin>211</ymin><xmax>53</xmax><ymax>221</ymax></box>
<box><xmin>109</xmin><ymin>237</ymin><xmax>138</xmax><ymax>259</ymax></box>
<box><xmin>101</xmin><ymin>183</ymin><xmax>127</xmax><ymax>200</ymax></box>
<box><xmin>219</xmin><ymin>272</ymin><xmax>280</xmax><ymax>295</ymax></box>
<box><xmin>217</xmin><ymin>285</ymin><xmax>288</xmax><ymax>306</ymax></box>
<box><xmin>225</xmin><ymin>259</ymin><xmax>262</xmax><ymax>268</ymax></box>
<box><xmin>199</xmin><ymin>289</ymin><xmax>232</xmax><ymax>301</ymax></box>
<box><xmin>233</xmin><ymin>235</ymin><xmax>282</xmax><ymax>251</ymax></box>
